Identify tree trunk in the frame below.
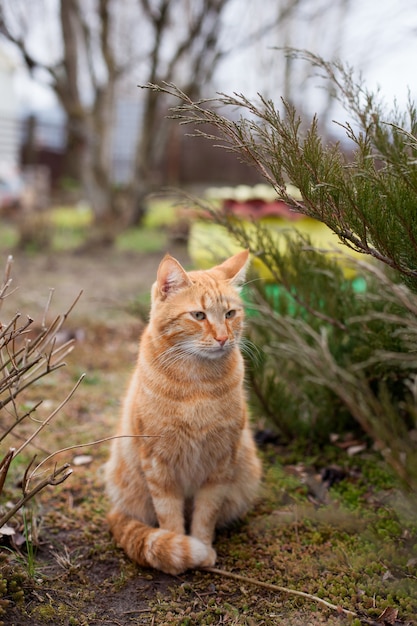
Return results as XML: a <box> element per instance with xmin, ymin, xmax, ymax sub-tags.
<box><xmin>127</xmin><ymin>186</ymin><xmax>148</xmax><ymax>227</ymax></box>
<box><xmin>126</xmin><ymin>89</ymin><xmax>156</xmax><ymax>226</ymax></box>
<box><xmin>63</xmin><ymin>117</ymin><xmax>85</xmax><ymax>184</ymax></box>
<box><xmin>80</xmin><ymin>152</ymin><xmax>122</xmax><ymax>248</ymax></box>
<box><xmin>79</xmin><ymin>82</ymin><xmax>121</xmax><ymax>245</ymax></box>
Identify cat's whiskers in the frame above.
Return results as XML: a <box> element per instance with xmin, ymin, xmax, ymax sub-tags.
<box><xmin>239</xmin><ymin>336</ymin><xmax>262</xmax><ymax>365</ymax></box>
<box><xmin>156</xmin><ymin>338</ymin><xmax>237</xmax><ymax>370</ymax></box>
<box><xmin>156</xmin><ymin>346</ymin><xmax>190</xmax><ymax>370</ymax></box>
<box><xmin>155</xmin><ymin>340</ymin><xmax>202</xmax><ymax>371</ymax></box>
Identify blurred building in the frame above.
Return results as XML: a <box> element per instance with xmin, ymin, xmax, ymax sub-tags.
<box><xmin>18</xmin><ymin>97</ymin><xmax>262</xmax><ymax>191</ymax></box>
<box><xmin>0</xmin><ymin>46</ymin><xmax>19</xmax><ymax>167</ymax></box>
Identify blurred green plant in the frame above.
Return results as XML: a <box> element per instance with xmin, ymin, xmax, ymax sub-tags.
<box><xmin>230</xmin><ymin>221</ymin><xmax>417</xmax><ymax>492</ymax></box>
<box><xmin>58</xmin><ymin>177</ymin><xmax>82</xmax><ymax>193</ymax></box>
<box><xmin>116</xmin><ymin>227</ymin><xmax>168</xmax><ymax>254</ymax></box>
<box><xmin>0</xmin><ymin>198</ymin><xmax>179</xmax><ymax>254</ymax></box>
<box><xmin>21</xmin><ymin>507</ymin><xmax>36</xmax><ymax>578</ymax></box>
<box><xmin>50</xmin><ymin>205</ymin><xmax>93</xmax><ymax>229</ymax></box>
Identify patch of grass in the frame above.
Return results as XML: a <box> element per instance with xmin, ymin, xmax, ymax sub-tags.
<box><xmin>51</xmin><ymin>229</ymin><xmax>88</xmax><ymax>251</ymax></box>
<box><xmin>0</xmin><ymin>555</ymin><xmax>26</xmax><ymax>625</ymax></box>
<box><xmin>0</xmin><ymin>198</ymin><xmax>179</xmax><ymax>254</ymax></box>
<box><xmin>262</xmin><ymin>452</ymin><xmax>417</xmax><ymax>619</ymax></box>
<box><xmin>49</xmin><ymin>205</ymin><xmax>93</xmax><ymax>251</ymax></box>
<box><xmin>0</xmin><ymin>221</ymin><xmax>18</xmax><ymax>249</ymax></box>
<box><xmin>50</xmin><ymin>197</ymin><xmax>179</xmax><ymax>252</ymax></box>
<box><xmin>49</xmin><ymin>205</ymin><xmax>93</xmax><ymax>229</ymax></box>
<box><xmin>21</xmin><ymin>508</ymin><xmax>37</xmax><ymax>578</ymax></box>
<box><xmin>144</xmin><ymin>198</ymin><xmax>179</xmax><ymax>228</ymax></box>
<box><xmin>116</xmin><ymin>227</ymin><xmax>168</xmax><ymax>253</ymax></box>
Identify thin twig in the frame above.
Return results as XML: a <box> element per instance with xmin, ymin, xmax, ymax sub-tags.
<box><xmin>13</xmin><ymin>374</ymin><xmax>85</xmax><ymax>459</ymax></box>
<box><xmin>0</xmin><ymin>255</ymin><xmax>13</xmax><ymax>306</ymax></box>
<box><xmin>200</xmin><ymin>567</ymin><xmax>381</xmax><ymax>626</ymax></box>
<box><xmin>0</xmin><ymin>361</ymin><xmax>66</xmax><ymax>411</ymax></box>
<box><xmin>42</xmin><ymin>288</ymin><xmax>55</xmax><ymax>329</ymax></box>
<box><xmin>0</xmin><ymin>464</ymin><xmax>72</xmax><ymax>528</ymax></box>
<box><xmin>3</xmin><ymin>255</ymin><xmax>13</xmax><ymax>285</ymax></box>
<box><xmin>29</xmin><ymin>434</ymin><xmax>158</xmax><ymax>482</ymax></box>
<box><xmin>0</xmin><ymin>448</ymin><xmax>15</xmax><ymax>496</ymax></box>
<box><xmin>62</xmin><ymin>290</ymin><xmax>83</xmax><ymax>322</ymax></box>
<box><xmin>0</xmin><ymin>313</ymin><xmax>26</xmax><ymax>343</ymax></box>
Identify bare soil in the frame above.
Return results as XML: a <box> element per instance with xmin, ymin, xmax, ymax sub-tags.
<box><xmin>1</xmin><ymin>245</ymin><xmax>191</xmax><ymax>323</ymax></box>
<box><xmin>1</xmin><ymin>247</ymin><xmax>416</xmax><ymax>626</ymax></box>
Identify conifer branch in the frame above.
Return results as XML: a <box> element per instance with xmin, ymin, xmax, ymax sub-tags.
<box><xmin>145</xmin><ymin>74</ymin><xmax>417</xmax><ymax>290</ymax></box>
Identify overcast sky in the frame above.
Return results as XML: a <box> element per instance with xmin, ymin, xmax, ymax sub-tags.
<box><xmin>9</xmin><ymin>0</ymin><xmax>417</xmax><ymax>125</ymax></box>
<box><xmin>341</xmin><ymin>0</ymin><xmax>417</xmax><ymax>104</ymax></box>
<box><xmin>216</xmin><ymin>0</ymin><xmax>417</xmax><ymax>126</ymax></box>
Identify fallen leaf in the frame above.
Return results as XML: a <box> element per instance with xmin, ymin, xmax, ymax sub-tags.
<box><xmin>382</xmin><ymin>569</ymin><xmax>395</xmax><ymax>581</ymax></box>
<box><xmin>12</xmin><ymin>531</ymin><xmax>26</xmax><ymax>547</ymax></box>
<box><xmin>0</xmin><ymin>524</ymin><xmax>15</xmax><ymax>536</ymax></box>
<box><xmin>377</xmin><ymin>606</ymin><xmax>399</xmax><ymax>624</ymax></box>
<box><xmin>321</xmin><ymin>465</ymin><xmax>347</xmax><ymax>487</ymax></box>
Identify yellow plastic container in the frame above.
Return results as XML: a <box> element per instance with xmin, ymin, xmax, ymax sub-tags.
<box><xmin>188</xmin><ymin>217</ymin><xmax>363</xmax><ymax>280</ymax></box>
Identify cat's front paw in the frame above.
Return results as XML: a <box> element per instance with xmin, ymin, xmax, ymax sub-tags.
<box><xmin>200</xmin><ymin>545</ymin><xmax>216</xmax><ymax>568</ymax></box>
<box><xmin>188</xmin><ymin>537</ymin><xmax>217</xmax><ymax>569</ymax></box>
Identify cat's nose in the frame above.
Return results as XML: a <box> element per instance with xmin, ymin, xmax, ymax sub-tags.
<box><xmin>215</xmin><ymin>336</ymin><xmax>228</xmax><ymax>347</ymax></box>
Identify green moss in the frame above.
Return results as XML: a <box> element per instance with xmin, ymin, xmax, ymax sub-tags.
<box><xmin>0</xmin><ymin>557</ymin><xmax>27</xmax><ymax>621</ymax></box>
<box><xmin>31</xmin><ymin>604</ymin><xmax>57</xmax><ymax>622</ymax></box>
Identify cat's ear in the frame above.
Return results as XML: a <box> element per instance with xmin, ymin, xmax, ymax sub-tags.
<box><xmin>216</xmin><ymin>250</ymin><xmax>249</xmax><ymax>287</ymax></box>
<box><xmin>156</xmin><ymin>255</ymin><xmax>192</xmax><ymax>297</ymax></box>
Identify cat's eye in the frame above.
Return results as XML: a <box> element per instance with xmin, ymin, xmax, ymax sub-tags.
<box><xmin>225</xmin><ymin>310</ymin><xmax>236</xmax><ymax>319</ymax></box>
<box><xmin>191</xmin><ymin>311</ymin><xmax>206</xmax><ymax>321</ymax></box>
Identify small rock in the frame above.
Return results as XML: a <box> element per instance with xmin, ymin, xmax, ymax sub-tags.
<box><xmin>347</xmin><ymin>444</ymin><xmax>367</xmax><ymax>456</ymax></box>
<box><xmin>73</xmin><ymin>455</ymin><xmax>93</xmax><ymax>466</ymax></box>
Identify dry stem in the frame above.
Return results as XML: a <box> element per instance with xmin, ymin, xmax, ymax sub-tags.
<box><xmin>0</xmin><ymin>463</ymin><xmax>72</xmax><ymax>528</ymax></box>
<box><xmin>202</xmin><ymin>567</ymin><xmax>381</xmax><ymax>625</ymax></box>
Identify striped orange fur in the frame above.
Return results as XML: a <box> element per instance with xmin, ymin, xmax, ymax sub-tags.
<box><xmin>105</xmin><ymin>250</ymin><xmax>262</xmax><ymax>575</ymax></box>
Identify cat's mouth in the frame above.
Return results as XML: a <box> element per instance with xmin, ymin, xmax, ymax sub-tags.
<box><xmin>203</xmin><ymin>345</ymin><xmax>231</xmax><ymax>359</ymax></box>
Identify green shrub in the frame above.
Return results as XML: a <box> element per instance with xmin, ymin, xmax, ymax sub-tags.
<box><xmin>146</xmin><ymin>54</ymin><xmax>417</xmax><ymax>491</ymax></box>
<box><xmin>234</xmin><ymin>224</ymin><xmax>417</xmax><ymax>495</ymax></box>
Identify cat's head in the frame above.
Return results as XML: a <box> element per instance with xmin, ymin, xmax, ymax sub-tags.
<box><xmin>149</xmin><ymin>250</ymin><xmax>249</xmax><ymax>360</ymax></box>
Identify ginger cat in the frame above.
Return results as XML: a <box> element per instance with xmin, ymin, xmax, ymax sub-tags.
<box><xmin>105</xmin><ymin>250</ymin><xmax>261</xmax><ymax>575</ymax></box>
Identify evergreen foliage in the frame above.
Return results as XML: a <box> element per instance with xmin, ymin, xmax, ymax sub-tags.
<box><xmin>225</xmin><ymin>219</ymin><xmax>417</xmax><ymax>491</ymax></box>
<box><xmin>149</xmin><ymin>56</ymin><xmax>417</xmax><ymax>290</ymax></box>
<box><xmin>146</xmin><ymin>54</ymin><xmax>417</xmax><ymax>491</ymax></box>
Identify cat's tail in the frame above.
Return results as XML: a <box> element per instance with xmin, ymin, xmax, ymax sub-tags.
<box><xmin>107</xmin><ymin>510</ymin><xmax>216</xmax><ymax>575</ymax></box>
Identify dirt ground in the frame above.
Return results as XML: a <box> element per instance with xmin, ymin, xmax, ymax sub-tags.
<box><xmin>1</xmin><ymin>245</ymin><xmax>191</xmax><ymax>324</ymax></box>
<box><xmin>1</xmin><ymin>246</ymin><xmax>416</xmax><ymax>626</ymax></box>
